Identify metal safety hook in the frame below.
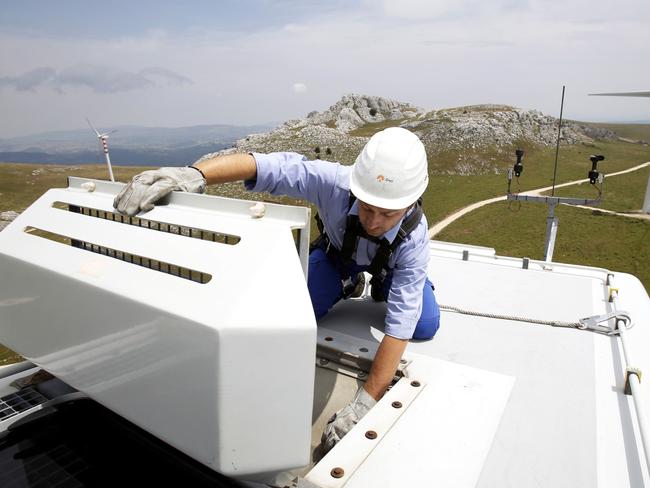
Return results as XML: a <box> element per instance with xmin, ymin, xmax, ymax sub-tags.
<box><xmin>578</xmin><ymin>310</ymin><xmax>633</xmax><ymax>335</ymax></box>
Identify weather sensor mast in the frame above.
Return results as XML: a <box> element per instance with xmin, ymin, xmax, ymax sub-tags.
<box><xmin>506</xmin><ymin>149</ymin><xmax>604</xmax><ymax>263</ymax></box>
<box><xmin>506</xmin><ymin>86</ymin><xmax>607</xmax><ymax>262</ymax></box>
<box><xmin>86</xmin><ymin>118</ymin><xmax>116</xmax><ymax>182</ymax></box>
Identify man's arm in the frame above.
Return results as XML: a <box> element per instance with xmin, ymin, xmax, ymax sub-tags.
<box><xmin>193</xmin><ymin>153</ymin><xmax>257</xmax><ymax>185</ymax></box>
<box><xmin>364</xmin><ymin>335</ymin><xmax>408</xmax><ymax>400</ymax></box>
<box><xmin>321</xmin><ymin>334</ymin><xmax>407</xmax><ymax>452</ymax></box>
<box><xmin>363</xmin><ymin>220</ymin><xmax>429</xmax><ymax>400</ymax></box>
<box><xmin>113</xmin><ymin>152</ymin><xmax>258</xmax><ymax>216</ymax></box>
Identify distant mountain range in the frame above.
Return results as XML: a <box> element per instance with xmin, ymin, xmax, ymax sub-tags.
<box><xmin>0</xmin><ymin>124</ymin><xmax>275</xmax><ymax>166</ymax></box>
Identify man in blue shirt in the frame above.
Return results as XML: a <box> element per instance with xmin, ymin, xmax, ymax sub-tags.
<box><xmin>114</xmin><ymin>127</ymin><xmax>440</xmax><ymax>452</ymax></box>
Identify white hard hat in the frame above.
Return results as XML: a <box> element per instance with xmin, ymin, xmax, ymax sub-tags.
<box><xmin>350</xmin><ymin>127</ymin><xmax>428</xmax><ymax>210</ymax></box>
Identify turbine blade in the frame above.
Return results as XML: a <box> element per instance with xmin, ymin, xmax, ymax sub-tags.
<box><xmin>589</xmin><ymin>91</ymin><xmax>650</xmax><ymax>97</ymax></box>
<box><xmin>86</xmin><ymin>117</ymin><xmax>101</xmax><ymax>137</ymax></box>
<box><xmin>99</xmin><ymin>128</ymin><xmax>117</xmax><ymax>137</ymax></box>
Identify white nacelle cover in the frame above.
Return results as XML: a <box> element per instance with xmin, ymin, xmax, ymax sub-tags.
<box><xmin>0</xmin><ymin>178</ymin><xmax>317</xmax><ymax>479</ymax></box>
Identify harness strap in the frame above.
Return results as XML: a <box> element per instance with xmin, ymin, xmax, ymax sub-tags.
<box><xmin>311</xmin><ymin>193</ymin><xmax>424</xmax><ymax>301</ymax></box>
<box><xmin>367</xmin><ymin>201</ymin><xmax>423</xmax><ymax>290</ymax></box>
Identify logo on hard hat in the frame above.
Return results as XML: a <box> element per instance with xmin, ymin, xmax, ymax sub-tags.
<box><xmin>376</xmin><ymin>174</ymin><xmax>394</xmax><ymax>183</ymax></box>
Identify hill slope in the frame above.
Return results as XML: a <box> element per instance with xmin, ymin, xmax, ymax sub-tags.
<box><xmin>198</xmin><ymin>94</ymin><xmax>622</xmax><ymax>175</ymax></box>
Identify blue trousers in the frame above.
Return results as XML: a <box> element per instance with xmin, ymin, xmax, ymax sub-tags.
<box><xmin>307</xmin><ymin>247</ymin><xmax>440</xmax><ymax>340</ymax></box>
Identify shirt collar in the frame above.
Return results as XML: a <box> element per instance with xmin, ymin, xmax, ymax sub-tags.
<box><xmin>348</xmin><ymin>200</ymin><xmax>411</xmax><ymax>244</ymax></box>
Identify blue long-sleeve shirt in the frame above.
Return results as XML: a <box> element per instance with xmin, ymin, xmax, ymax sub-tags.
<box><xmin>245</xmin><ymin>152</ymin><xmax>430</xmax><ymax>340</ymax></box>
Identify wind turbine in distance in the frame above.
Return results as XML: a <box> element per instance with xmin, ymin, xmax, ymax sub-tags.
<box><xmin>86</xmin><ymin>118</ymin><xmax>116</xmax><ymax>182</ymax></box>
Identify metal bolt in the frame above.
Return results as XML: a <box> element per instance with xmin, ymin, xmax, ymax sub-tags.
<box><xmin>357</xmin><ymin>371</ymin><xmax>366</xmax><ymax>378</ymax></box>
<box><xmin>331</xmin><ymin>467</ymin><xmax>345</xmax><ymax>478</ymax></box>
<box><xmin>400</xmin><ymin>359</ymin><xmax>407</xmax><ymax>364</ymax></box>
<box><xmin>411</xmin><ymin>380</ymin><xmax>421</xmax><ymax>387</ymax></box>
<box><xmin>324</xmin><ymin>336</ymin><xmax>333</xmax><ymax>342</ymax></box>
<box><xmin>319</xmin><ymin>358</ymin><xmax>329</xmax><ymax>366</ymax></box>
<box><xmin>365</xmin><ymin>430</ymin><xmax>378</xmax><ymax>440</ymax></box>
<box><xmin>391</xmin><ymin>401</ymin><xmax>402</xmax><ymax>409</ymax></box>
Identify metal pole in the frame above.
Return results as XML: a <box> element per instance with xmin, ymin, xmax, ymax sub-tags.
<box><xmin>608</xmin><ymin>277</ymin><xmax>650</xmax><ymax>476</ymax></box>
<box><xmin>551</xmin><ymin>86</ymin><xmax>566</xmax><ymax>197</ymax></box>
<box><xmin>543</xmin><ymin>202</ymin><xmax>558</xmax><ymax>262</ymax></box>
<box><xmin>102</xmin><ymin>136</ymin><xmax>115</xmax><ymax>182</ymax></box>
<box><xmin>627</xmin><ymin>371</ymin><xmax>650</xmax><ymax>473</ymax></box>
<box><xmin>642</xmin><ymin>175</ymin><xmax>650</xmax><ymax>213</ymax></box>
<box><xmin>617</xmin><ymin>320</ymin><xmax>650</xmax><ymax>474</ymax></box>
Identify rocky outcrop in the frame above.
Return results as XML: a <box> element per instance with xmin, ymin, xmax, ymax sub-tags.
<box><xmin>407</xmin><ymin>105</ymin><xmax>615</xmax><ymax>150</ymax></box>
<box><xmin>197</xmin><ymin>95</ymin><xmax>618</xmax><ymax>175</ymax></box>
<box><xmin>296</xmin><ymin>94</ymin><xmax>422</xmax><ymax>133</ymax></box>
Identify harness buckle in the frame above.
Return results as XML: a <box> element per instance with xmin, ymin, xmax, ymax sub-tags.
<box><xmin>342</xmin><ymin>276</ymin><xmax>356</xmax><ymax>298</ymax></box>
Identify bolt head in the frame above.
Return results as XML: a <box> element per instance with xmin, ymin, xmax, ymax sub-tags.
<box><xmin>411</xmin><ymin>380</ymin><xmax>421</xmax><ymax>387</ymax></box>
<box><xmin>365</xmin><ymin>430</ymin><xmax>378</xmax><ymax>439</ymax></box>
<box><xmin>391</xmin><ymin>401</ymin><xmax>403</xmax><ymax>409</ymax></box>
<box><xmin>331</xmin><ymin>467</ymin><xmax>345</xmax><ymax>478</ymax></box>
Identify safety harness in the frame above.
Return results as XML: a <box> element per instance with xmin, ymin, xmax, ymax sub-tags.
<box><xmin>312</xmin><ymin>194</ymin><xmax>424</xmax><ymax>301</ymax></box>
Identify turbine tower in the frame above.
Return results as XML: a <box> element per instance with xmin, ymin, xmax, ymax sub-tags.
<box><xmin>589</xmin><ymin>90</ymin><xmax>650</xmax><ymax>213</ymax></box>
<box><xmin>86</xmin><ymin>118</ymin><xmax>116</xmax><ymax>182</ymax></box>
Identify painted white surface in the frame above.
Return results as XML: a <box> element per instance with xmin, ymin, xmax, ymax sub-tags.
<box><xmin>0</xmin><ymin>180</ymin><xmax>316</xmax><ymax>479</ymax></box>
<box><xmin>2</xmin><ymin>181</ymin><xmax>649</xmax><ymax>487</ymax></box>
<box><xmin>345</xmin><ymin>357</ymin><xmax>513</xmax><ymax>488</ymax></box>
<box><xmin>316</xmin><ymin>243</ymin><xmax>650</xmax><ymax>487</ymax></box>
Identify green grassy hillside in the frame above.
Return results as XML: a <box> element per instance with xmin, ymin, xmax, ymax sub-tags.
<box><xmin>436</xmin><ymin>201</ymin><xmax>649</xmax><ymax>291</ymax></box>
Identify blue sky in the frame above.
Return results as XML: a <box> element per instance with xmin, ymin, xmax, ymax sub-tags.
<box><xmin>1</xmin><ymin>0</ymin><xmax>648</xmax><ymax>137</ymax></box>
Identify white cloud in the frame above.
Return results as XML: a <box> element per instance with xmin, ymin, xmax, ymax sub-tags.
<box><xmin>0</xmin><ymin>64</ymin><xmax>192</xmax><ymax>94</ymax></box>
<box><xmin>0</xmin><ymin>67</ymin><xmax>56</xmax><ymax>91</ymax></box>
<box><xmin>0</xmin><ymin>0</ymin><xmax>649</xmax><ymax>137</ymax></box>
<box><xmin>293</xmin><ymin>83</ymin><xmax>308</xmax><ymax>94</ymax></box>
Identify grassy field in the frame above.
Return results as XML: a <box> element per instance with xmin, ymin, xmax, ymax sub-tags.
<box><xmin>588</xmin><ymin>122</ymin><xmax>650</xmax><ymax>142</ymax></box>
<box><xmin>422</xmin><ymin>137</ymin><xmax>650</xmax><ymax>224</ymax></box>
<box><xmin>544</xmin><ymin>165</ymin><xmax>649</xmax><ymax>213</ymax></box>
<box><xmin>0</xmin><ymin>164</ymin><xmax>150</xmax><ymax>214</ymax></box>
<box><xmin>436</xmin><ymin>201</ymin><xmax>650</xmax><ymax>290</ymax></box>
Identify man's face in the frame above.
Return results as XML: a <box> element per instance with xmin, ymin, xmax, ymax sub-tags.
<box><xmin>358</xmin><ymin>201</ymin><xmax>409</xmax><ymax>237</ymax></box>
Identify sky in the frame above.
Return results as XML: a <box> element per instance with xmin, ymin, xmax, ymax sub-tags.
<box><xmin>1</xmin><ymin>0</ymin><xmax>649</xmax><ymax>138</ymax></box>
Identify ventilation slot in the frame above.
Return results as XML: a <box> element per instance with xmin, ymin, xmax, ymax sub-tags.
<box><xmin>24</xmin><ymin>227</ymin><xmax>212</xmax><ymax>284</ymax></box>
<box><xmin>53</xmin><ymin>202</ymin><xmax>240</xmax><ymax>245</ymax></box>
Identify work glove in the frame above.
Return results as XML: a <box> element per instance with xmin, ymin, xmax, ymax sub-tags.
<box><xmin>113</xmin><ymin>167</ymin><xmax>206</xmax><ymax>216</ymax></box>
<box><xmin>321</xmin><ymin>386</ymin><xmax>377</xmax><ymax>453</ymax></box>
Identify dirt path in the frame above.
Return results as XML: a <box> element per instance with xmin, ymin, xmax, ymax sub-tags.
<box><xmin>428</xmin><ymin>161</ymin><xmax>650</xmax><ymax>238</ymax></box>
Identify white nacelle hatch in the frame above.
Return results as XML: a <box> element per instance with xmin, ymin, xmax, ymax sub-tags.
<box><xmin>0</xmin><ymin>177</ymin><xmax>317</xmax><ymax>479</ymax></box>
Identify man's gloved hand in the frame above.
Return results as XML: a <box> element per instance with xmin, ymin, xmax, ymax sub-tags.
<box><xmin>113</xmin><ymin>167</ymin><xmax>206</xmax><ymax>216</ymax></box>
<box><xmin>321</xmin><ymin>386</ymin><xmax>377</xmax><ymax>453</ymax></box>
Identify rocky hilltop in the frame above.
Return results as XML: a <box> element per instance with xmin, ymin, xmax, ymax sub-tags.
<box><xmin>199</xmin><ymin>94</ymin><xmax>617</xmax><ymax>175</ymax></box>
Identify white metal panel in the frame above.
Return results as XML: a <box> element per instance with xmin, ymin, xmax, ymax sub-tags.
<box><xmin>316</xmin><ymin>244</ymin><xmax>650</xmax><ymax>487</ymax></box>
<box><xmin>594</xmin><ymin>273</ymin><xmax>650</xmax><ymax>487</ymax></box>
<box><xmin>306</xmin><ymin>356</ymin><xmax>514</xmax><ymax>488</ymax></box>
<box><xmin>0</xmin><ymin>179</ymin><xmax>316</xmax><ymax>480</ymax></box>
